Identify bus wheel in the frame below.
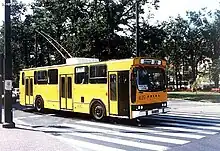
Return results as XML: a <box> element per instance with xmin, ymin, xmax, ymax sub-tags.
<box><xmin>35</xmin><ymin>97</ymin><xmax>44</xmax><ymax>112</ymax></box>
<box><xmin>91</xmin><ymin>102</ymin><xmax>105</xmax><ymax>120</ymax></box>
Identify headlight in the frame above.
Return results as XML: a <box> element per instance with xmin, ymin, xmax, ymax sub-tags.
<box><xmin>162</xmin><ymin>103</ymin><xmax>167</xmax><ymax>107</ymax></box>
<box><xmin>137</xmin><ymin>106</ymin><xmax>144</xmax><ymax>110</ymax></box>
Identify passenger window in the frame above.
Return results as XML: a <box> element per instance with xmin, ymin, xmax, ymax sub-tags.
<box><xmin>25</xmin><ymin>79</ymin><xmax>29</xmax><ymax>95</ymax></box>
<box><xmin>61</xmin><ymin>77</ymin><xmax>65</xmax><ymax>97</ymax></box>
<box><xmin>75</xmin><ymin>66</ymin><xmax>88</xmax><ymax>84</ymax></box>
<box><xmin>30</xmin><ymin>78</ymin><xmax>33</xmax><ymax>96</ymax></box>
<box><xmin>34</xmin><ymin>71</ymin><xmax>37</xmax><ymax>84</ymax></box>
<box><xmin>22</xmin><ymin>72</ymin><xmax>25</xmax><ymax>85</ymax></box>
<box><xmin>67</xmin><ymin>77</ymin><xmax>72</xmax><ymax>98</ymax></box>
<box><xmin>110</xmin><ymin>74</ymin><xmax>116</xmax><ymax>100</ymax></box>
<box><xmin>37</xmin><ymin>70</ymin><xmax>48</xmax><ymax>84</ymax></box>
<box><xmin>48</xmin><ymin>69</ymin><xmax>58</xmax><ymax>84</ymax></box>
<box><xmin>89</xmin><ymin>64</ymin><xmax>107</xmax><ymax>84</ymax></box>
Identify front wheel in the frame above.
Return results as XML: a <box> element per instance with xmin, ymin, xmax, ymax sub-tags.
<box><xmin>91</xmin><ymin>102</ymin><xmax>105</xmax><ymax>120</ymax></box>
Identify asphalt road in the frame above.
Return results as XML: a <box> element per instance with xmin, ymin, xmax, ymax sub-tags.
<box><xmin>10</xmin><ymin>100</ymin><xmax>220</xmax><ymax>151</ymax></box>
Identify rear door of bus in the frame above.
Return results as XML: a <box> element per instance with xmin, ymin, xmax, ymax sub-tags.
<box><xmin>59</xmin><ymin>74</ymin><xmax>73</xmax><ymax>110</ymax></box>
<box><xmin>25</xmin><ymin>77</ymin><xmax>34</xmax><ymax>105</ymax></box>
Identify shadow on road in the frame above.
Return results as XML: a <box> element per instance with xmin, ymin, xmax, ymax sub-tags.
<box><xmin>14</xmin><ymin>101</ymin><xmax>220</xmax><ymax>131</ymax></box>
<box><xmin>13</xmin><ymin>102</ymin><xmax>148</xmax><ymax>127</ymax></box>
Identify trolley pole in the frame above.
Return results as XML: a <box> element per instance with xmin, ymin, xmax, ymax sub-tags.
<box><xmin>0</xmin><ymin>53</ymin><xmax>3</xmax><ymax>123</ymax></box>
<box><xmin>3</xmin><ymin>0</ymin><xmax>15</xmax><ymax>128</ymax></box>
<box><xmin>136</xmin><ymin>0</ymin><xmax>140</xmax><ymax>57</ymax></box>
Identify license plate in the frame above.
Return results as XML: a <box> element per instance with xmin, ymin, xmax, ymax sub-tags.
<box><xmin>152</xmin><ymin>109</ymin><xmax>159</xmax><ymax>114</ymax></box>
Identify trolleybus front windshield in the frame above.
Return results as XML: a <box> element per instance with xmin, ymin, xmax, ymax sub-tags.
<box><xmin>136</xmin><ymin>67</ymin><xmax>165</xmax><ymax>92</ymax></box>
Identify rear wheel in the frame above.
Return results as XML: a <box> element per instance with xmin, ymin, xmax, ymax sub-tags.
<box><xmin>91</xmin><ymin>102</ymin><xmax>105</xmax><ymax>120</ymax></box>
<box><xmin>35</xmin><ymin>97</ymin><xmax>44</xmax><ymax>112</ymax></box>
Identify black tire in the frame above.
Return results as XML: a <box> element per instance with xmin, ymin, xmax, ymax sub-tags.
<box><xmin>35</xmin><ymin>97</ymin><xmax>44</xmax><ymax>112</ymax></box>
<box><xmin>91</xmin><ymin>102</ymin><xmax>105</xmax><ymax>120</ymax></box>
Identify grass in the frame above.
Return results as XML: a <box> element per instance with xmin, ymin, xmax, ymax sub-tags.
<box><xmin>168</xmin><ymin>91</ymin><xmax>220</xmax><ymax>103</ymax></box>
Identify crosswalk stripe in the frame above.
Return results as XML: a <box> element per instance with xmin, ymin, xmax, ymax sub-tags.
<box><xmin>62</xmin><ymin>123</ymin><xmax>189</xmax><ymax>145</ymax></box>
<box><xmin>53</xmin><ymin>136</ymin><xmax>126</xmax><ymax>151</ymax></box>
<box><xmin>67</xmin><ymin>132</ymin><xmax>169</xmax><ymax>151</ymax></box>
<box><xmin>146</xmin><ymin>116</ymin><xmax>220</xmax><ymax>127</ymax></box>
<box><xmin>15</xmin><ymin>120</ymin><xmax>121</xmax><ymax>151</ymax></box>
<box><xmin>167</xmin><ymin>112</ymin><xmax>220</xmax><ymax>118</ymax></box>
<box><xmin>158</xmin><ymin>121</ymin><xmax>220</xmax><ymax>131</ymax></box>
<box><xmin>154</xmin><ymin>114</ymin><xmax>220</xmax><ymax>124</ymax></box>
<box><xmin>154</xmin><ymin>126</ymin><xmax>218</xmax><ymax>135</ymax></box>
<box><xmin>15</xmin><ymin>115</ymin><xmax>44</xmax><ymax>120</ymax></box>
<box><xmin>163</xmin><ymin>113</ymin><xmax>220</xmax><ymax>121</ymax></box>
<box><xmin>14</xmin><ymin>119</ymin><xmax>71</xmax><ymax>132</ymax></box>
<box><xmin>14</xmin><ymin>119</ymin><xmax>33</xmax><ymax>126</ymax></box>
<box><xmin>76</xmin><ymin>121</ymin><xmax>205</xmax><ymax>139</ymax></box>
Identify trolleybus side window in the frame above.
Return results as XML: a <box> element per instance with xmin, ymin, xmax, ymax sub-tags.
<box><xmin>37</xmin><ymin>70</ymin><xmax>48</xmax><ymax>84</ymax></box>
<box><xmin>25</xmin><ymin>79</ymin><xmax>29</xmax><ymax>95</ymax></box>
<box><xmin>30</xmin><ymin>78</ymin><xmax>33</xmax><ymax>95</ymax></box>
<box><xmin>61</xmin><ymin>77</ymin><xmax>65</xmax><ymax>97</ymax></box>
<box><xmin>34</xmin><ymin>71</ymin><xmax>37</xmax><ymax>84</ymax></box>
<box><xmin>48</xmin><ymin>69</ymin><xmax>58</xmax><ymax>84</ymax></box>
<box><xmin>89</xmin><ymin>64</ymin><xmax>107</xmax><ymax>84</ymax></box>
<box><xmin>110</xmin><ymin>74</ymin><xmax>116</xmax><ymax>100</ymax></box>
<box><xmin>67</xmin><ymin>77</ymin><xmax>72</xmax><ymax>98</ymax></box>
<box><xmin>22</xmin><ymin>72</ymin><xmax>25</xmax><ymax>85</ymax></box>
<box><xmin>75</xmin><ymin>66</ymin><xmax>88</xmax><ymax>84</ymax></box>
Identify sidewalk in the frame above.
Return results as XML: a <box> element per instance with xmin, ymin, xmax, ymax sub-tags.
<box><xmin>0</xmin><ymin>124</ymin><xmax>77</xmax><ymax>151</ymax></box>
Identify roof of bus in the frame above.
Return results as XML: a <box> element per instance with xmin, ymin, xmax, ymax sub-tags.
<box><xmin>22</xmin><ymin>58</ymin><xmax>135</xmax><ymax>71</ymax></box>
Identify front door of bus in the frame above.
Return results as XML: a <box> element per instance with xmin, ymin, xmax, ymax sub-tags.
<box><xmin>25</xmin><ymin>77</ymin><xmax>34</xmax><ymax>105</ymax></box>
<box><xmin>60</xmin><ymin>75</ymin><xmax>73</xmax><ymax>110</ymax></box>
<box><xmin>108</xmin><ymin>72</ymin><xmax>118</xmax><ymax>115</ymax></box>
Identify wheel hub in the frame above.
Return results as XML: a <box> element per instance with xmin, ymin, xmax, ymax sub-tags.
<box><xmin>95</xmin><ymin>106</ymin><xmax>103</xmax><ymax>117</ymax></box>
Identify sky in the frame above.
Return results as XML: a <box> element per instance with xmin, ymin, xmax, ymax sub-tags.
<box><xmin>149</xmin><ymin>0</ymin><xmax>219</xmax><ymax>22</ymax></box>
<box><xmin>0</xmin><ymin>0</ymin><xmax>219</xmax><ymax>25</ymax></box>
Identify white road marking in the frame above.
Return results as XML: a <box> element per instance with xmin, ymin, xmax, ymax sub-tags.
<box><xmin>147</xmin><ymin>116</ymin><xmax>220</xmax><ymax>127</ymax></box>
<box><xmin>76</xmin><ymin>121</ymin><xmax>205</xmax><ymax>139</ymax></box>
<box><xmin>166</xmin><ymin>112</ymin><xmax>220</xmax><ymax>118</ymax></box>
<box><xmin>15</xmin><ymin>115</ymin><xmax>44</xmax><ymax>120</ymax></box>
<box><xmin>154</xmin><ymin>126</ymin><xmax>218</xmax><ymax>135</ymax></box>
<box><xmin>159</xmin><ymin>121</ymin><xmax>220</xmax><ymax>131</ymax></box>
<box><xmin>51</xmin><ymin>135</ymin><xmax>126</xmax><ymax>151</ymax></box>
<box><xmin>164</xmin><ymin>113</ymin><xmax>220</xmax><ymax>121</ymax></box>
<box><xmin>62</xmin><ymin>123</ymin><xmax>190</xmax><ymax>145</ymax></box>
<box><xmin>15</xmin><ymin>120</ymin><xmax>112</xmax><ymax>151</ymax></box>
<box><xmin>67</xmin><ymin>132</ymin><xmax>169</xmax><ymax>151</ymax></box>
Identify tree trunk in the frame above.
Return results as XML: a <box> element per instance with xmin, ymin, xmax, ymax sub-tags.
<box><xmin>214</xmin><ymin>74</ymin><xmax>219</xmax><ymax>88</ymax></box>
<box><xmin>213</xmin><ymin>58</ymin><xmax>219</xmax><ymax>88</ymax></box>
<box><xmin>23</xmin><ymin>39</ymin><xmax>29</xmax><ymax>67</ymax></box>
<box><xmin>213</xmin><ymin>40</ymin><xmax>220</xmax><ymax>88</ymax></box>
<box><xmin>175</xmin><ymin>66</ymin><xmax>179</xmax><ymax>90</ymax></box>
<box><xmin>190</xmin><ymin>52</ymin><xmax>196</xmax><ymax>84</ymax></box>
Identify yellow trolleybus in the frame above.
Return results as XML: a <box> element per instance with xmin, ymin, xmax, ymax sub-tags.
<box><xmin>19</xmin><ymin>57</ymin><xmax>168</xmax><ymax>120</ymax></box>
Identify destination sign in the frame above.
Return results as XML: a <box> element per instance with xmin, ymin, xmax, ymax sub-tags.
<box><xmin>140</xmin><ymin>59</ymin><xmax>162</xmax><ymax>65</ymax></box>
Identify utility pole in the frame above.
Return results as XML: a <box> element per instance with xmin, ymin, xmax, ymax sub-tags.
<box><xmin>0</xmin><ymin>53</ymin><xmax>3</xmax><ymax>123</ymax></box>
<box><xmin>3</xmin><ymin>0</ymin><xmax>15</xmax><ymax>128</ymax></box>
<box><xmin>136</xmin><ymin>0</ymin><xmax>140</xmax><ymax>57</ymax></box>
<box><xmin>35</xmin><ymin>32</ymin><xmax>37</xmax><ymax>67</ymax></box>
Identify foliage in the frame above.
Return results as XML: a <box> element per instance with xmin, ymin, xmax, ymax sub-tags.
<box><xmin>1</xmin><ymin>0</ymin><xmax>220</xmax><ymax>88</ymax></box>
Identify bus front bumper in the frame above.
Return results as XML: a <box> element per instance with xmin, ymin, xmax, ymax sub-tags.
<box><xmin>132</xmin><ymin>107</ymin><xmax>170</xmax><ymax>119</ymax></box>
